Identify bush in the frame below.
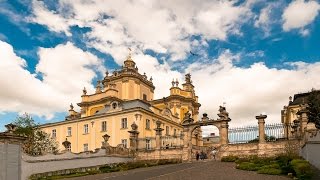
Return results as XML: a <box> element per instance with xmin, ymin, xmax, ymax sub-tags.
<box><xmin>290</xmin><ymin>159</ymin><xmax>308</xmax><ymax>166</ymax></box>
<box><xmin>260</xmin><ymin>163</ymin><xmax>280</xmax><ymax>169</ymax></box>
<box><xmin>221</xmin><ymin>155</ymin><xmax>239</xmax><ymax>162</ymax></box>
<box><xmin>275</xmin><ymin>155</ymin><xmax>295</xmax><ymax>175</ymax></box>
<box><xmin>236</xmin><ymin>162</ymin><xmax>260</xmax><ymax>171</ymax></box>
<box><xmin>257</xmin><ymin>168</ymin><xmax>282</xmax><ymax>175</ymax></box>
<box><xmin>290</xmin><ymin>159</ymin><xmax>313</xmax><ymax>179</ymax></box>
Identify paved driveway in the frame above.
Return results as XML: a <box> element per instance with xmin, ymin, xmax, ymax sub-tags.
<box><xmin>67</xmin><ymin>160</ymin><xmax>289</xmax><ymax>180</ymax></box>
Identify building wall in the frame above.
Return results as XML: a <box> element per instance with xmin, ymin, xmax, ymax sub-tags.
<box><xmin>41</xmin><ymin>109</ymin><xmax>183</xmax><ymax>153</ymax></box>
<box><xmin>300</xmin><ymin>130</ymin><xmax>320</xmax><ymax>170</ymax></box>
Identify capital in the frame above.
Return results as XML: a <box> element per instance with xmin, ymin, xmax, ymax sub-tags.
<box><xmin>256</xmin><ymin>114</ymin><xmax>267</xmax><ymax>120</ymax></box>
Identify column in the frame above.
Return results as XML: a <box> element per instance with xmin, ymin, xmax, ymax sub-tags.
<box><xmin>154</xmin><ymin>120</ymin><xmax>164</xmax><ymax>150</ymax></box>
<box><xmin>128</xmin><ymin>122</ymin><xmax>139</xmax><ymax>150</ymax></box>
<box><xmin>297</xmin><ymin>109</ymin><xmax>308</xmax><ymax>134</ymax></box>
<box><xmin>256</xmin><ymin>114</ymin><xmax>267</xmax><ymax>143</ymax></box>
<box><xmin>219</xmin><ymin>121</ymin><xmax>229</xmax><ymax>145</ymax></box>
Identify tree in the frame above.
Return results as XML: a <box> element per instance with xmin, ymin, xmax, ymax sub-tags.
<box><xmin>13</xmin><ymin>113</ymin><xmax>59</xmax><ymax>156</ymax></box>
<box><xmin>306</xmin><ymin>89</ymin><xmax>320</xmax><ymax>129</ymax></box>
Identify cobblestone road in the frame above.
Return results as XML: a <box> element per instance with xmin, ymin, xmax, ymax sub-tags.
<box><xmin>67</xmin><ymin>160</ymin><xmax>290</xmax><ymax>180</ymax></box>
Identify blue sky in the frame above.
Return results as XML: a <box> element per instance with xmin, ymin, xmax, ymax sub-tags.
<box><xmin>0</xmin><ymin>0</ymin><xmax>320</xmax><ymax>134</ymax></box>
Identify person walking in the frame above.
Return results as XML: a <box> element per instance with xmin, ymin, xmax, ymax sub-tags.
<box><xmin>196</xmin><ymin>151</ymin><xmax>200</xmax><ymax>161</ymax></box>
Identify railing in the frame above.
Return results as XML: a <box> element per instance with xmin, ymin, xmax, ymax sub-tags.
<box><xmin>228</xmin><ymin>123</ymin><xmax>297</xmax><ymax>144</ymax></box>
<box><xmin>228</xmin><ymin>125</ymin><xmax>259</xmax><ymax>144</ymax></box>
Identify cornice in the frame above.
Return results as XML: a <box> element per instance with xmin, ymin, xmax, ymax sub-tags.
<box><xmin>39</xmin><ymin>106</ymin><xmax>182</xmax><ymax>128</ymax></box>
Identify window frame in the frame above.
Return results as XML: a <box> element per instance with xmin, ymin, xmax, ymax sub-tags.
<box><xmin>146</xmin><ymin>139</ymin><xmax>151</xmax><ymax>150</ymax></box>
<box><xmin>52</xmin><ymin>129</ymin><xmax>56</xmax><ymax>138</ymax></box>
<box><xmin>143</xmin><ymin>94</ymin><xmax>147</xmax><ymax>101</ymax></box>
<box><xmin>121</xmin><ymin>139</ymin><xmax>127</xmax><ymax>148</ymax></box>
<box><xmin>121</xmin><ymin>118</ymin><xmax>127</xmax><ymax>129</ymax></box>
<box><xmin>67</xmin><ymin>143</ymin><xmax>71</xmax><ymax>151</ymax></box>
<box><xmin>146</xmin><ymin>119</ymin><xmax>150</xmax><ymax>129</ymax></box>
<box><xmin>67</xmin><ymin>127</ymin><xmax>72</xmax><ymax>136</ymax></box>
<box><xmin>166</xmin><ymin>126</ymin><xmax>169</xmax><ymax>135</ymax></box>
<box><xmin>101</xmin><ymin>121</ymin><xmax>107</xmax><ymax>132</ymax></box>
<box><xmin>83</xmin><ymin>143</ymin><xmax>89</xmax><ymax>151</ymax></box>
<box><xmin>84</xmin><ymin>124</ymin><xmax>89</xmax><ymax>134</ymax></box>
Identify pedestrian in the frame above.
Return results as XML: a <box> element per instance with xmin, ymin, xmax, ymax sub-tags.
<box><xmin>211</xmin><ymin>149</ymin><xmax>217</xmax><ymax>160</ymax></box>
<box><xmin>200</xmin><ymin>151</ymin><xmax>204</xmax><ymax>160</ymax></box>
<box><xmin>196</xmin><ymin>151</ymin><xmax>199</xmax><ymax>161</ymax></box>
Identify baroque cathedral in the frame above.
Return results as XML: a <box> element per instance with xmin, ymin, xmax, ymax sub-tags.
<box><xmin>40</xmin><ymin>53</ymin><xmax>202</xmax><ymax>153</ymax></box>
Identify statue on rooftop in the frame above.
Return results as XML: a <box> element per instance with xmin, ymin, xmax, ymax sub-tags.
<box><xmin>218</xmin><ymin>106</ymin><xmax>229</xmax><ymax>119</ymax></box>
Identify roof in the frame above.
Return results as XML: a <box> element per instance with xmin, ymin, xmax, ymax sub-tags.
<box><xmin>96</xmin><ymin>99</ymin><xmax>152</xmax><ymax>114</ymax></box>
<box><xmin>290</xmin><ymin>90</ymin><xmax>320</xmax><ymax>106</ymax></box>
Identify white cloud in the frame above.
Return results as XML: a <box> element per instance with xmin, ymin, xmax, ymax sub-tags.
<box><xmin>30</xmin><ymin>1</ymin><xmax>72</xmax><ymax>36</ymax></box>
<box><xmin>0</xmin><ymin>40</ymin><xmax>101</xmax><ymax>119</ymax></box>
<box><xmin>129</xmin><ymin>50</ymin><xmax>320</xmax><ymax>136</ymax></box>
<box><xmin>254</xmin><ymin>4</ymin><xmax>273</xmax><ymax>34</ymax></box>
<box><xmin>30</xmin><ymin>0</ymin><xmax>252</xmax><ymax>62</ymax></box>
<box><xmin>282</xmin><ymin>0</ymin><xmax>320</xmax><ymax>31</ymax></box>
<box><xmin>299</xmin><ymin>29</ymin><xmax>310</xmax><ymax>36</ymax></box>
<box><xmin>185</xmin><ymin>51</ymin><xmax>320</xmax><ymax>133</ymax></box>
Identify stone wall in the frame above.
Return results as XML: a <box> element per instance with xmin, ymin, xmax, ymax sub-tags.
<box><xmin>300</xmin><ymin>130</ymin><xmax>320</xmax><ymax>170</ymax></box>
<box><xmin>21</xmin><ymin>148</ymin><xmax>133</xmax><ymax>180</ymax></box>
<box><xmin>217</xmin><ymin>140</ymin><xmax>300</xmax><ymax>159</ymax></box>
<box><xmin>136</xmin><ymin>148</ymin><xmax>183</xmax><ymax>160</ymax></box>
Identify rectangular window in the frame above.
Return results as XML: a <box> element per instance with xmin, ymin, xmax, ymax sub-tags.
<box><xmin>166</xmin><ymin>126</ymin><xmax>169</xmax><ymax>135</ymax></box>
<box><xmin>52</xmin><ymin>129</ymin><xmax>56</xmax><ymax>138</ymax></box>
<box><xmin>83</xmin><ymin>143</ymin><xmax>88</xmax><ymax>151</ymax></box>
<box><xmin>146</xmin><ymin>119</ymin><xmax>150</xmax><ymax>129</ymax></box>
<box><xmin>121</xmin><ymin>139</ymin><xmax>127</xmax><ymax>148</ymax></box>
<box><xmin>67</xmin><ymin>144</ymin><xmax>71</xmax><ymax>151</ymax></box>
<box><xmin>146</xmin><ymin>139</ymin><xmax>151</xmax><ymax>150</ymax></box>
<box><xmin>143</xmin><ymin>94</ymin><xmax>147</xmax><ymax>101</ymax></box>
<box><xmin>174</xmin><ymin>129</ymin><xmax>177</xmax><ymax>136</ymax></box>
<box><xmin>101</xmin><ymin>121</ymin><xmax>107</xmax><ymax>132</ymax></box>
<box><xmin>84</xmin><ymin>124</ymin><xmax>89</xmax><ymax>134</ymax></box>
<box><xmin>121</xmin><ymin>118</ymin><xmax>127</xmax><ymax>129</ymax></box>
<box><xmin>67</xmin><ymin>127</ymin><xmax>72</xmax><ymax>136</ymax></box>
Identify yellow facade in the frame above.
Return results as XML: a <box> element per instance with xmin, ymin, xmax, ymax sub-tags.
<box><xmin>40</xmin><ymin>53</ymin><xmax>201</xmax><ymax>153</ymax></box>
<box><xmin>281</xmin><ymin>92</ymin><xmax>311</xmax><ymax>124</ymax></box>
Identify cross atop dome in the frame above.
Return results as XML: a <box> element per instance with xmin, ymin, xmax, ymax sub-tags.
<box><xmin>124</xmin><ymin>48</ymin><xmax>136</xmax><ymax>69</ymax></box>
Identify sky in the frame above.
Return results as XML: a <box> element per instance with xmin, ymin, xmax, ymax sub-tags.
<box><xmin>0</xmin><ymin>0</ymin><xmax>320</xmax><ymax>135</ymax></box>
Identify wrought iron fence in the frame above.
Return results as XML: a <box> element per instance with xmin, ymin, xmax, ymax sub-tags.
<box><xmin>228</xmin><ymin>125</ymin><xmax>259</xmax><ymax>144</ymax></box>
<box><xmin>228</xmin><ymin>123</ymin><xmax>297</xmax><ymax>144</ymax></box>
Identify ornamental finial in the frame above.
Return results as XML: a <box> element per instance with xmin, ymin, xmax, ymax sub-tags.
<box><xmin>175</xmin><ymin>78</ymin><xmax>179</xmax><ymax>87</ymax></box>
<box><xmin>83</xmin><ymin>87</ymin><xmax>87</xmax><ymax>95</ymax></box>
<box><xmin>171</xmin><ymin>79</ymin><xmax>175</xmax><ymax>87</ymax></box>
<box><xmin>70</xmin><ymin>103</ymin><xmax>74</xmax><ymax>110</ymax></box>
<box><xmin>96</xmin><ymin>80</ymin><xmax>102</xmax><ymax>93</ymax></box>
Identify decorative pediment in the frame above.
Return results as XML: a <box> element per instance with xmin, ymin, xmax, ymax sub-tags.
<box><xmin>161</xmin><ymin>108</ymin><xmax>174</xmax><ymax>120</ymax></box>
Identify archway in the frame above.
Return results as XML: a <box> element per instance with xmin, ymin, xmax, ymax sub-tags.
<box><xmin>181</xmin><ymin>106</ymin><xmax>231</xmax><ymax>161</ymax></box>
